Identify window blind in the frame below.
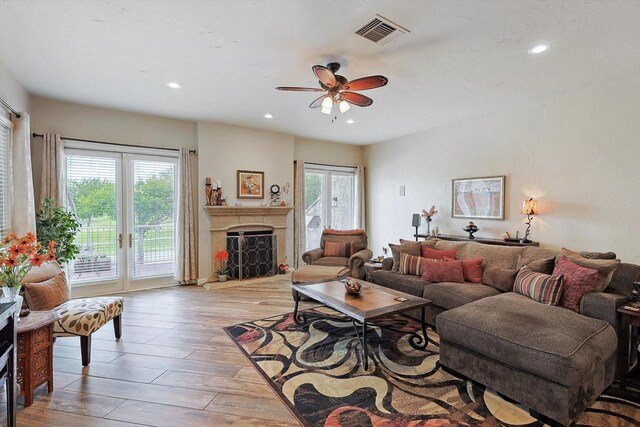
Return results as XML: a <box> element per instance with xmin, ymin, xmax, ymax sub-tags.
<box><xmin>0</xmin><ymin>118</ymin><xmax>11</xmax><ymax>238</ymax></box>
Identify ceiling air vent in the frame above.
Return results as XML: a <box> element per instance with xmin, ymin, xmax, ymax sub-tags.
<box><xmin>354</xmin><ymin>14</ymin><xmax>410</xmax><ymax>46</ymax></box>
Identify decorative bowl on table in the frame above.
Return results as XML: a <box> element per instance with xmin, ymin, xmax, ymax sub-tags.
<box><xmin>343</xmin><ymin>278</ymin><xmax>363</xmax><ymax>295</ymax></box>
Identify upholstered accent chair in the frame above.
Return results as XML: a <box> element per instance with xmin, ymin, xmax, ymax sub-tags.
<box><xmin>21</xmin><ymin>262</ymin><xmax>124</xmax><ymax>366</ymax></box>
<box><xmin>302</xmin><ymin>229</ymin><xmax>373</xmax><ymax>279</ymax></box>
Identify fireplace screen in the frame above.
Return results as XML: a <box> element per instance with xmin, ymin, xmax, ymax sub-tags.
<box><xmin>226</xmin><ymin>231</ymin><xmax>276</xmax><ymax>280</ymax></box>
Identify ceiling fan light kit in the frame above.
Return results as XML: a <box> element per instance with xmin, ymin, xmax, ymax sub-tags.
<box><xmin>276</xmin><ymin>62</ymin><xmax>388</xmax><ymax>121</ymax></box>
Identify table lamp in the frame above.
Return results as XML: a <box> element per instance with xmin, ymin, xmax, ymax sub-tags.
<box><xmin>520</xmin><ymin>198</ymin><xmax>538</xmax><ymax>243</ymax></box>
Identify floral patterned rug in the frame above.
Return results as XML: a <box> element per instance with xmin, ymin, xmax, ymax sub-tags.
<box><xmin>224</xmin><ymin>307</ymin><xmax>640</xmax><ymax>427</ymax></box>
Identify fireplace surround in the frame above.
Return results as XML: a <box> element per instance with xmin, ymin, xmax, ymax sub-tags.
<box><xmin>204</xmin><ymin>206</ymin><xmax>293</xmax><ymax>281</ymax></box>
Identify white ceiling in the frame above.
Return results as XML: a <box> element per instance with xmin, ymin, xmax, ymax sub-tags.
<box><xmin>1</xmin><ymin>0</ymin><xmax>638</xmax><ymax>144</ymax></box>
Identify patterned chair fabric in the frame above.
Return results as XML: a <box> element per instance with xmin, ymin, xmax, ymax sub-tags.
<box><xmin>53</xmin><ymin>297</ymin><xmax>124</xmax><ymax>337</ymax></box>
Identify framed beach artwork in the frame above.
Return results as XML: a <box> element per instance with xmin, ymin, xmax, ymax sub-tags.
<box><xmin>452</xmin><ymin>175</ymin><xmax>505</xmax><ymax>220</ymax></box>
<box><xmin>237</xmin><ymin>170</ymin><xmax>264</xmax><ymax>199</ymax></box>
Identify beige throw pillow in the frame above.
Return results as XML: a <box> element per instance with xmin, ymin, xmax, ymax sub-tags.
<box><xmin>560</xmin><ymin>247</ymin><xmax>620</xmax><ymax>292</ymax></box>
<box><xmin>389</xmin><ymin>241</ymin><xmax>421</xmax><ymax>271</ymax></box>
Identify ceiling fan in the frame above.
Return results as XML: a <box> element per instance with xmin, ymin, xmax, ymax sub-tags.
<box><xmin>276</xmin><ymin>62</ymin><xmax>388</xmax><ymax>117</ymax></box>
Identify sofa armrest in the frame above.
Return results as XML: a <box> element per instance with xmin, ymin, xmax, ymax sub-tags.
<box><xmin>302</xmin><ymin>248</ymin><xmax>323</xmax><ymax>265</ymax></box>
<box><xmin>382</xmin><ymin>257</ymin><xmax>394</xmax><ymax>271</ymax></box>
<box><xmin>580</xmin><ymin>290</ymin><xmax>629</xmax><ymax>330</ymax></box>
<box><xmin>348</xmin><ymin>248</ymin><xmax>373</xmax><ymax>270</ymax></box>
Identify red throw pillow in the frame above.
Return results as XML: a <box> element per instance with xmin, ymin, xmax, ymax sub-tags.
<box><xmin>324</xmin><ymin>241</ymin><xmax>352</xmax><ymax>257</ymax></box>
<box><xmin>421</xmin><ymin>246</ymin><xmax>457</xmax><ymax>260</ymax></box>
<box><xmin>421</xmin><ymin>259</ymin><xmax>464</xmax><ymax>283</ymax></box>
<box><xmin>553</xmin><ymin>256</ymin><xmax>598</xmax><ymax>312</ymax></box>
<box><xmin>446</xmin><ymin>257</ymin><xmax>483</xmax><ymax>283</ymax></box>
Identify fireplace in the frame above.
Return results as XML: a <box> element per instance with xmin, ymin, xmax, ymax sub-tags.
<box><xmin>227</xmin><ymin>230</ymin><xmax>276</xmax><ymax>280</ymax></box>
<box><xmin>204</xmin><ymin>206</ymin><xmax>293</xmax><ymax>281</ymax></box>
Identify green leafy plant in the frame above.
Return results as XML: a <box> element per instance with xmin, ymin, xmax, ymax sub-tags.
<box><xmin>36</xmin><ymin>198</ymin><xmax>81</xmax><ymax>265</ymax></box>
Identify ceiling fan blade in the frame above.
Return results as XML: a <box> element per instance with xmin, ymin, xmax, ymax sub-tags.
<box><xmin>340</xmin><ymin>91</ymin><xmax>373</xmax><ymax>107</ymax></box>
<box><xmin>343</xmin><ymin>75</ymin><xmax>388</xmax><ymax>91</ymax></box>
<box><xmin>276</xmin><ymin>86</ymin><xmax>325</xmax><ymax>92</ymax></box>
<box><xmin>309</xmin><ymin>94</ymin><xmax>329</xmax><ymax>109</ymax></box>
<box><xmin>312</xmin><ymin>65</ymin><xmax>337</xmax><ymax>88</ymax></box>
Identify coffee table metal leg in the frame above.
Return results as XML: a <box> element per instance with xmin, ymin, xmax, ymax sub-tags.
<box><xmin>351</xmin><ymin>319</ymin><xmax>369</xmax><ymax>370</ymax></box>
<box><xmin>292</xmin><ymin>290</ymin><xmax>307</xmax><ymax>325</ymax></box>
<box><xmin>409</xmin><ymin>307</ymin><xmax>429</xmax><ymax>350</ymax></box>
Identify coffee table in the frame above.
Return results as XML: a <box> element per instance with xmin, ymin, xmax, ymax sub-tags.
<box><xmin>291</xmin><ymin>279</ymin><xmax>431</xmax><ymax>370</ymax></box>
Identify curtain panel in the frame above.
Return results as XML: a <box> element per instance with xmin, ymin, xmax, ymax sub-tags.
<box><xmin>355</xmin><ymin>165</ymin><xmax>366</xmax><ymax>231</ymax></box>
<box><xmin>176</xmin><ymin>148</ymin><xmax>197</xmax><ymax>283</ymax></box>
<box><xmin>293</xmin><ymin>160</ymin><xmax>306</xmax><ymax>268</ymax></box>
<box><xmin>40</xmin><ymin>133</ymin><xmax>65</xmax><ymax>205</ymax></box>
<box><xmin>10</xmin><ymin>113</ymin><xmax>36</xmax><ymax>235</ymax></box>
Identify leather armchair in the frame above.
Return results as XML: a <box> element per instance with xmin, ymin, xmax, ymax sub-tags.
<box><xmin>301</xmin><ymin>229</ymin><xmax>373</xmax><ymax>279</ymax></box>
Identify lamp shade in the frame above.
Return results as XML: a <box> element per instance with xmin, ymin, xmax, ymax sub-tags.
<box><xmin>521</xmin><ymin>199</ymin><xmax>538</xmax><ymax>215</ymax></box>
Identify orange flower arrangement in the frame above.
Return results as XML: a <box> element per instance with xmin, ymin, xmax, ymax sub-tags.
<box><xmin>215</xmin><ymin>250</ymin><xmax>229</xmax><ymax>275</ymax></box>
<box><xmin>0</xmin><ymin>232</ymin><xmax>56</xmax><ymax>288</ymax></box>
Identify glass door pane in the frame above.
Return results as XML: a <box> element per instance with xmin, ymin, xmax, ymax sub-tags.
<box><xmin>304</xmin><ymin>171</ymin><xmax>325</xmax><ymax>251</ymax></box>
<box><xmin>330</xmin><ymin>174</ymin><xmax>355</xmax><ymax>230</ymax></box>
<box><xmin>128</xmin><ymin>157</ymin><xmax>177</xmax><ymax>279</ymax></box>
<box><xmin>66</xmin><ymin>152</ymin><xmax>121</xmax><ymax>286</ymax></box>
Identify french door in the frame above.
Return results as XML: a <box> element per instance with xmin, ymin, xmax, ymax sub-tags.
<box><xmin>65</xmin><ymin>148</ymin><xmax>178</xmax><ymax>297</ymax></box>
<box><xmin>304</xmin><ymin>165</ymin><xmax>356</xmax><ymax>251</ymax></box>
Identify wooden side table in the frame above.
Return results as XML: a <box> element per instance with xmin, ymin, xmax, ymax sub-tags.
<box><xmin>364</xmin><ymin>262</ymin><xmax>383</xmax><ymax>282</ymax></box>
<box><xmin>617</xmin><ymin>303</ymin><xmax>640</xmax><ymax>390</ymax></box>
<box><xmin>16</xmin><ymin>311</ymin><xmax>60</xmax><ymax>407</ymax></box>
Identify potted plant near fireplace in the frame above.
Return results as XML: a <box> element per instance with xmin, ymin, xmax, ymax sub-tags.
<box><xmin>216</xmin><ymin>250</ymin><xmax>229</xmax><ymax>282</ymax></box>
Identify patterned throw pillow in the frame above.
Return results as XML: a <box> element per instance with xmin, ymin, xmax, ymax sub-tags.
<box><xmin>553</xmin><ymin>256</ymin><xmax>598</xmax><ymax>312</ymax></box>
<box><xmin>482</xmin><ymin>265</ymin><xmax>518</xmax><ymax>292</ymax></box>
<box><xmin>421</xmin><ymin>246</ymin><xmax>457</xmax><ymax>260</ymax></box>
<box><xmin>560</xmin><ymin>248</ymin><xmax>620</xmax><ymax>292</ymax></box>
<box><xmin>421</xmin><ymin>259</ymin><xmax>465</xmax><ymax>283</ymax></box>
<box><xmin>389</xmin><ymin>241</ymin><xmax>422</xmax><ymax>271</ymax></box>
<box><xmin>446</xmin><ymin>257</ymin><xmax>483</xmax><ymax>283</ymax></box>
<box><xmin>514</xmin><ymin>267</ymin><xmax>564</xmax><ymax>306</ymax></box>
<box><xmin>399</xmin><ymin>253</ymin><xmax>423</xmax><ymax>276</ymax></box>
<box><xmin>324</xmin><ymin>241</ymin><xmax>352</xmax><ymax>257</ymax></box>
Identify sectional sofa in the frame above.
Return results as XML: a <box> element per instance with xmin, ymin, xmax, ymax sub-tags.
<box><xmin>369</xmin><ymin>238</ymin><xmax>640</xmax><ymax>425</ymax></box>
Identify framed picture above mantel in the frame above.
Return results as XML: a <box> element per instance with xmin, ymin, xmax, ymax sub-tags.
<box><xmin>237</xmin><ymin>170</ymin><xmax>264</xmax><ymax>199</ymax></box>
<box><xmin>452</xmin><ymin>175</ymin><xmax>505</xmax><ymax>220</ymax></box>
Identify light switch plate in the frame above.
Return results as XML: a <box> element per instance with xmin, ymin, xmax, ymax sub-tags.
<box><xmin>399</xmin><ymin>185</ymin><xmax>406</xmax><ymax>196</ymax></box>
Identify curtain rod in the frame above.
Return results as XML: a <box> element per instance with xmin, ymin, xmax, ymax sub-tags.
<box><xmin>31</xmin><ymin>133</ymin><xmax>196</xmax><ymax>154</ymax></box>
<box><xmin>0</xmin><ymin>97</ymin><xmax>21</xmax><ymax>118</ymax></box>
<box><xmin>295</xmin><ymin>160</ymin><xmax>364</xmax><ymax>169</ymax></box>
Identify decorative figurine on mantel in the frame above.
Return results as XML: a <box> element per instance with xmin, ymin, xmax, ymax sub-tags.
<box><xmin>270</xmin><ymin>184</ymin><xmax>281</xmax><ymax>206</ymax></box>
<box><xmin>214</xmin><ymin>181</ymin><xmax>222</xmax><ymax>206</ymax></box>
<box><xmin>421</xmin><ymin>205</ymin><xmax>438</xmax><ymax>235</ymax></box>
<box><xmin>281</xmin><ymin>182</ymin><xmax>291</xmax><ymax>206</ymax></box>
<box><xmin>463</xmin><ymin>221</ymin><xmax>479</xmax><ymax>239</ymax></box>
<box><xmin>205</xmin><ymin>177</ymin><xmax>214</xmax><ymax>206</ymax></box>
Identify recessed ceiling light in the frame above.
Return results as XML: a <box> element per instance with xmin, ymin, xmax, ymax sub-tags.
<box><xmin>346</xmin><ymin>119</ymin><xmax>355</xmax><ymax>124</ymax></box>
<box><xmin>264</xmin><ymin>114</ymin><xmax>274</xmax><ymax>119</ymax></box>
<box><xmin>166</xmin><ymin>82</ymin><xmax>182</xmax><ymax>89</ymax></box>
<box><xmin>528</xmin><ymin>44</ymin><xmax>549</xmax><ymax>54</ymax></box>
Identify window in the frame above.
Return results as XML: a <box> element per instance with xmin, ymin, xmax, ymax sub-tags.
<box><xmin>0</xmin><ymin>116</ymin><xmax>11</xmax><ymax>237</ymax></box>
<box><xmin>304</xmin><ymin>164</ymin><xmax>357</xmax><ymax>251</ymax></box>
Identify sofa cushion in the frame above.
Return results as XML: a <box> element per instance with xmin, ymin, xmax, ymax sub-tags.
<box><xmin>422</xmin><ymin>259</ymin><xmax>464</xmax><ymax>283</ymax></box>
<box><xmin>554</xmin><ymin>256</ymin><xmax>598</xmax><ymax>312</ymax></box>
<box><xmin>513</xmin><ymin>267</ymin><xmax>564</xmax><ymax>306</ymax></box>
<box><xmin>423</xmin><ymin>282</ymin><xmax>501</xmax><ymax>310</ymax></box>
<box><xmin>399</xmin><ymin>253</ymin><xmax>423</xmax><ymax>276</ymax></box>
<box><xmin>561</xmin><ymin>248</ymin><xmax>620</xmax><ymax>292</ymax></box>
<box><xmin>369</xmin><ymin>270</ymin><xmax>427</xmax><ymax>297</ymax></box>
<box><xmin>482</xmin><ymin>265</ymin><xmax>518</xmax><ymax>292</ymax></box>
<box><xmin>608</xmin><ymin>263</ymin><xmax>640</xmax><ymax>295</ymax></box>
<box><xmin>22</xmin><ymin>271</ymin><xmax>70</xmax><ymax>311</ymax></box>
<box><xmin>517</xmin><ymin>255</ymin><xmax>556</xmax><ymax>275</ymax></box>
<box><xmin>389</xmin><ymin>241</ymin><xmax>421</xmax><ymax>271</ymax></box>
<box><xmin>421</xmin><ymin>246</ymin><xmax>457</xmax><ymax>260</ymax></box>
<box><xmin>53</xmin><ymin>297</ymin><xmax>124</xmax><ymax>337</ymax></box>
<box><xmin>436</xmin><ymin>292</ymin><xmax>617</xmax><ymax>387</ymax></box>
<box><xmin>313</xmin><ymin>256</ymin><xmax>349</xmax><ymax>267</ymax></box>
<box><xmin>436</xmin><ymin>240</ymin><xmax>523</xmax><ymax>269</ymax></box>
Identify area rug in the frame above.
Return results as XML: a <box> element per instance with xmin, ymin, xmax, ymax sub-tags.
<box><xmin>224</xmin><ymin>307</ymin><xmax>640</xmax><ymax>427</ymax></box>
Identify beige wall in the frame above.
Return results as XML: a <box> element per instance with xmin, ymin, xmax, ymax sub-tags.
<box><xmin>197</xmin><ymin>122</ymin><xmax>295</xmax><ymax>279</ymax></box>
<box><xmin>294</xmin><ymin>137</ymin><xmax>364</xmax><ymax>166</ymax></box>
<box><xmin>366</xmin><ymin>76</ymin><xmax>640</xmax><ymax>263</ymax></box>
<box><xmin>0</xmin><ymin>60</ymin><xmax>29</xmax><ymax>113</ymax></box>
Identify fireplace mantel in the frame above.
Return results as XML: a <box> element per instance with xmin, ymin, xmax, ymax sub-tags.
<box><xmin>204</xmin><ymin>205</ymin><xmax>293</xmax><ymax>280</ymax></box>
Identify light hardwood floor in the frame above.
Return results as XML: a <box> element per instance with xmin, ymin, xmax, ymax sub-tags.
<box><xmin>11</xmin><ymin>274</ymin><xmax>313</xmax><ymax>426</ymax></box>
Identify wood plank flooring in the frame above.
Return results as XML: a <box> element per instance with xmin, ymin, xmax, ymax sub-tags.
<box><xmin>9</xmin><ymin>274</ymin><xmax>314</xmax><ymax>426</ymax></box>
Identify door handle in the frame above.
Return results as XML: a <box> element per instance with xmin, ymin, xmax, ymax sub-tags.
<box><xmin>129</xmin><ymin>234</ymin><xmax>133</xmax><ymax>248</ymax></box>
<box><xmin>118</xmin><ymin>234</ymin><xmax>123</xmax><ymax>249</ymax></box>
